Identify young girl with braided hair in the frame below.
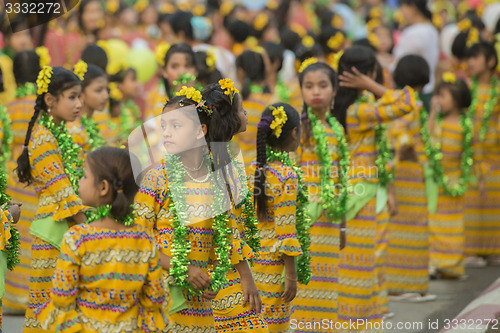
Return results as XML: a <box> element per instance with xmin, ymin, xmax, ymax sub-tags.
<box><xmin>249</xmin><ymin>103</ymin><xmax>305</xmax><ymax>333</ymax></box>
<box><xmin>36</xmin><ymin>147</ymin><xmax>166</xmax><ymax>333</ymax></box>
<box><xmin>16</xmin><ymin>66</ymin><xmax>87</xmax><ymax>332</ymax></box>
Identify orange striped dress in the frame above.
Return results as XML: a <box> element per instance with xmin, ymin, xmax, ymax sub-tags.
<box><xmin>4</xmin><ymin>94</ymin><xmax>37</xmax><ymax>312</ymax></box>
<box><xmin>464</xmin><ymin>83</ymin><xmax>500</xmax><ymax>256</ymax></box>
<box><xmin>338</xmin><ymin>87</ymin><xmax>417</xmax><ymax>329</ymax></box>
<box><xmin>429</xmin><ymin>121</ymin><xmax>466</xmax><ymax>278</ymax></box>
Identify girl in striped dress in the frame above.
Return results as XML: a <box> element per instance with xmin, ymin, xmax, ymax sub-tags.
<box><xmin>334</xmin><ymin>46</ymin><xmax>418</xmax><ymax>329</ymax></box>
<box><xmin>249</xmin><ymin>103</ymin><xmax>304</xmax><ymax>333</ymax></box>
<box><xmin>4</xmin><ymin>50</ymin><xmax>40</xmax><ymax>313</ymax></box>
<box><xmin>463</xmin><ymin>42</ymin><xmax>500</xmax><ymax>265</ymax></box>
<box><xmin>428</xmin><ymin>74</ymin><xmax>472</xmax><ymax>280</ymax></box>
<box><xmin>36</xmin><ymin>147</ymin><xmax>166</xmax><ymax>332</ymax></box>
<box><xmin>16</xmin><ymin>66</ymin><xmax>87</xmax><ymax>332</ymax></box>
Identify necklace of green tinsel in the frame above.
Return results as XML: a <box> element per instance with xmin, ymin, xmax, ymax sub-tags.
<box><xmin>39</xmin><ymin>112</ymin><xmax>83</xmax><ymax>193</ymax></box>
<box><xmin>419</xmin><ymin>95</ymin><xmax>474</xmax><ymax>197</ymax></box>
<box><xmin>275</xmin><ymin>79</ymin><xmax>290</xmax><ymax>104</ymax></box>
<box><xmin>0</xmin><ymin>106</ymin><xmax>20</xmax><ymax>271</ymax></box>
<box><xmin>80</xmin><ymin>114</ymin><xmax>106</xmax><ymax>150</ymax></box>
<box><xmin>15</xmin><ymin>82</ymin><xmax>36</xmax><ymax>98</ymax></box>
<box><xmin>468</xmin><ymin>76</ymin><xmax>499</xmax><ymax>142</ymax></box>
<box><xmin>307</xmin><ymin>107</ymin><xmax>350</xmax><ymax>220</ymax></box>
<box><xmin>165</xmin><ymin>153</ymin><xmax>232</xmax><ymax>295</ymax></box>
<box><xmin>266</xmin><ymin>146</ymin><xmax>312</xmax><ymax>285</ymax></box>
<box><xmin>120</xmin><ymin>100</ymin><xmax>142</xmax><ymax>140</ymax></box>
<box><xmin>86</xmin><ymin>204</ymin><xmax>135</xmax><ymax>226</ymax></box>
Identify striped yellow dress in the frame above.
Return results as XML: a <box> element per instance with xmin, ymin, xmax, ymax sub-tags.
<box><xmin>93</xmin><ymin>110</ymin><xmax>120</xmax><ymax>147</ymax></box>
<box><xmin>233</xmin><ymin>92</ymin><xmax>272</xmax><ymax>171</ymax></box>
<box><xmin>429</xmin><ymin>121</ymin><xmax>466</xmax><ymax>278</ymax></box>
<box><xmin>4</xmin><ymin>95</ymin><xmax>37</xmax><ymax>312</ymax></box>
<box><xmin>0</xmin><ymin>208</ymin><xmax>14</xmax><ymax>333</ymax></box>
<box><xmin>248</xmin><ymin>162</ymin><xmax>303</xmax><ymax>333</ymax></box>
<box><xmin>464</xmin><ymin>83</ymin><xmax>500</xmax><ymax>256</ymax></box>
<box><xmin>339</xmin><ymin>87</ymin><xmax>416</xmax><ymax>329</ymax></box>
<box><xmin>385</xmin><ymin>103</ymin><xmax>430</xmax><ymax>295</ymax></box>
<box><xmin>291</xmin><ymin>124</ymin><xmax>340</xmax><ymax>333</ymax></box>
<box><xmin>145</xmin><ymin>82</ymin><xmax>168</xmax><ymax>120</ymax></box>
<box><xmin>23</xmin><ymin>124</ymin><xmax>86</xmax><ymax>332</ymax></box>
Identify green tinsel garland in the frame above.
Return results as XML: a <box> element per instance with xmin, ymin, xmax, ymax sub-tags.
<box><xmin>119</xmin><ymin>100</ymin><xmax>142</xmax><ymax>142</ymax></box>
<box><xmin>15</xmin><ymin>82</ymin><xmax>37</xmax><ymax>99</ymax></box>
<box><xmin>86</xmin><ymin>204</ymin><xmax>135</xmax><ymax>226</ymax></box>
<box><xmin>275</xmin><ymin>79</ymin><xmax>291</xmax><ymax>104</ymax></box>
<box><xmin>0</xmin><ymin>105</ymin><xmax>13</xmax><ymax>167</ymax></box>
<box><xmin>80</xmin><ymin>115</ymin><xmax>106</xmax><ymax>151</ymax></box>
<box><xmin>374</xmin><ymin>124</ymin><xmax>394</xmax><ymax>186</ymax></box>
<box><xmin>419</xmin><ymin>95</ymin><xmax>474</xmax><ymax>197</ymax></box>
<box><xmin>468</xmin><ymin>76</ymin><xmax>498</xmax><ymax>142</ymax></box>
<box><xmin>266</xmin><ymin>147</ymin><xmax>312</xmax><ymax>285</ymax></box>
<box><xmin>39</xmin><ymin>113</ymin><xmax>83</xmax><ymax>193</ymax></box>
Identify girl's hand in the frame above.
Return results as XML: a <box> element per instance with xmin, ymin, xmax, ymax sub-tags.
<box><xmin>186</xmin><ymin>265</ymin><xmax>211</xmax><ymax>290</ymax></box>
<box><xmin>240</xmin><ymin>273</ymin><xmax>262</xmax><ymax>314</ymax></box>
<box><xmin>8</xmin><ymin>204</ymin><xmax>21</xmax><ymax>224</ymax></box>
<box><xmin>282</xmin><ymin>276</ymin><xmax>297</xmax><ymax>303</ymax></box>
<box><xmin>387</xmin><ymin>182</ymin><xmax>398</xmax><ymax>217</ymax></box>
<box><xmin>339</xmin><ymin>67</ymin><xmax>386</xmax><ymax>97</ymax></box>
<box><xmin>202</xmin><ymin>290</ymin><xmax>218</xmax><ymax>300</ymax></box>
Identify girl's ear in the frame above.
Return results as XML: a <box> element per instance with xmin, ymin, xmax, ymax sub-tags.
<box><xmin>99</xmin><ymin>179</ymin><xmax>111</xmax><ymax>197</ymax></box>
<box><xmin>487</xmin><ymin>57</ymin><xmax>496</xmax><ymax>71</ymax></box>
<box><xmin>162</xmin><ymin>66</ymin><xmax>169</xmax><ymax>80</ymax></box>
<box><xmin>44</xmin><ymin>92</ymin><xmax>56</xmax><ymax>109</ymax></box>
<box><xmin>197</xmin><ymin>124</ymin><xmax>207</xmax><ymax>140</ymax></box>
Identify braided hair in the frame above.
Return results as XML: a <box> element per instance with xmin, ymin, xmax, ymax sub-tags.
<box><xmin>254</xmin><ymin>103</ymin><xmax>300</xmax><ymax>220</ymax></box>
<box><xmin>16</xmin><ymin>67</ymin><xmax>82</xmax><ymax>185</ymax></box>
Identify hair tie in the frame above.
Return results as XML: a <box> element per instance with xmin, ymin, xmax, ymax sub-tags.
<box><xmin>117</xmin><ymin>189</ymin><xmax>124</xmax><ymax>193</ymax></box>
<box><xmin>257</xmin><ymin>116</ymin><xmax>273</xmax><ymax>131</ymax></box>
<box><xmin>22</xmin><ymin>145</ymin><xmax>28</xmax><ymax>149</ymax></box>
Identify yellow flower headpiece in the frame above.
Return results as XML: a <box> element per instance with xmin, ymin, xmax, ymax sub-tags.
<box><xmin>176</xmin><ymin>86</ymin><xmax>203</xmax><ymax>104</ymax></box>
<box><xmin>219</xmin><ymin>78</ymin><xmax>239</xmax><ymax>104</ymax></box>
<box><xmin>331</xmin><ymin>14</ymin><xmax>344</xmax><ymax>29</ymax></box>
<box><xmin>267</xmin><ymin>0</ymin><xmax>278</xmax><ymax>11</ymax></box>
<box><xmin>160</xmin><ymin>2</ymin><xmax>175</xmax><ymax>14</ymax></box>
<box><xmin>369</xmin><ymin>7</ymin><xmax>383</xmax><ymax>19</ymax></box>
<box><xmin>457</xmin><ymin>18</ymin><xmax>471</xmax><ymax>32</ymax></box>
<box><xmin>108</xmin><ymin>60</ymin><xmax>128</xmax><ymax>76</ymax></box>
<box><xmin>134</xmin><ymin>0</ymin><xmax>149</xmax><ymax>13</ymax></box>
<box><xmin>73</xmin><ymin>60</ymin><xmax>88</xmax><ymax>81</ymax></box>
<box><xmin>206</xmin><ymin>48</ymin><xmax>216</xmax><ymax>70</ymax></box>
<box><xmin>466</xmin><ymin>27</ymin><xmax>479</xmax><ymax>48</ymax></box>
<box><xmin>442</xmin><ymin>72</ymin><xmax>456</xmax><ymax>84</ymax></box>
<box><xmin>36</xmin><ymin>66</ymin><xmax>53</xmax><ymax>95</ymax></box>
<box><xmin>220</xmin><ymin>1</ymin><xmax>234</xmax><ymax>17</ymax></box>
<box><xmin>35</xmin><ymin>46</ymin><xmax>51</xmax><ymax>68</ymax></box>
<box><xmin>155</xmin><ymin>42</ymin><xmax>171</xmax><ymax>67</ymax></box>
<box><xmin>432</xmin><ymin>14</ymin><xmax>444</xmax><ymax>29</ymax></box>
<box><xmin>367</xmin><ymin>32</ymin><xmax>380</xmax><ymax>49</ymax></box>
<box><xmin>327</xmin><ymin>32</ymin><xmax>344</xmax><ymax>51</ymax></box>
<box><xmin>302</xmin><ymin>35</ymin><xmax>315</xmax><ymax>48</ymax></box>
<box><xmin>109</xmin><ymin>82</ymin><xmax>123</xmax><ymax>101</ymax></box>
<box><xmin>254</xmin><ymin>13</ymin><xmax>269</xmax><ymax>31</ymax></box>
<box><xmin>193</xmin><ymin>4</ymin><xmax>206</xmax><ymax>17</ymax></box>
<box><xmin>298</xmin><ymin>57</ymin><xmax>318</xmax><ymax>73</ymax></box>
<box><xmin>106</xmin><ymin>0</ymin><xmax>119</xmax><ymax>14</ymax></box>
<box><xmin>328</xmin><ymin>51</ymin><xmax>343</xmax><ymax>72</ymax></box>
<box><xmin>290</xmin><ymin>23</ymin><xmax>307</xmax><ymax>38</ymax></box>
<box><xmin>270</xmin><ymin>106</ymin><xmax>288</xmax><ymax>138</ymax></box>
<box><xmin>366</xmin><ymin>19</ymin><xmax>382</xmax><ymax>33</ymax></box>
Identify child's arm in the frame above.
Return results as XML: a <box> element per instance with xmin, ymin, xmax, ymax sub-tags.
<box><xmin>235</xmin><ymin>260</ymin><xmax>262</xmax><ymax>313</ymax></box>
<box><xmin>339</xmin><ymin>67</ymin><xmax>387</xmax><ymax>98</ymax></box>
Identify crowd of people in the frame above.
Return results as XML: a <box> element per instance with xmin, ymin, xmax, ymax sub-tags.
<box><xmin>0</xmin><ymin>0</ymin><xmax>498</xmax><ymax>332</ymax></box>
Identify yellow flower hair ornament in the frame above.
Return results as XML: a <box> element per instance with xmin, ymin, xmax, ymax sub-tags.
<box><xmin>442</xmin><ymin>72</ymin><xmax>457</xmax><ymax>84</ymax></box>
<box><xmin>206</xmin><ymin>48</ymin><xmax>216</xmax><ymax>70</ymax></box>
<box><xmin>106</xmin><ymin>0</ymin><xmax>119</xmax><ymax>14</ymax></box>
<box><xmin>302</xmin><ymin>35</ymin><xmax>315</xmax><ymax>48</ymax></box>
<box><xmin>36</xmin><ymin>66</ymin><xmax>53</xmax><ymax>95</ymax></box>
<box><xmin>134</xmin><ymin>0</ymin><xmax>149</xmax><ymax>13</ymax></box>
<box><xmin>327</xmin><ymin>32</ymin><xmax>344</xmax><ymax>51</ymax></box>
<box><xmin>298</xmin><ymin>57</ymin><xmax>318</xmax><ymax>74</ymax></box>
<box><xmin>109</xmin><ymin>82</ymin><xmax>123</xmax><ymax>101</ymax></box>
<box><xmin>35</xmin><ymin>46</ymin><xmax>51</xmax><ymax>68</ymax></box>
<box><xmin>73</xmin><ymin>60</ymin><xmax>88</xmax><ymax>81</ymax></box>
<box><xmin>219</xmin><ymin>78</ymin><xmax>239</xmax><ymax>104</ymax></box>
<box><xmin>254</xmin><ymin>13</ymin><xmax>269</xmax><ymax>31</ymax></box>
<box><xmin>270</xmin><ymin>106</ymin><xmax>288</xmax><ymax>138</ymax></box>
<box><xmin>155</xmin><ymin>42</ymin><xmax>171</xmax><ymax>67</ymax></box>
<box><xmin>176</xmin><ymin>86</ymin><xmax>203</xmax><ymax>104</ymax></box>
<box><xmin>328</xmin><ymin>51</ymin><xmax>343</xmax><ymax>72</ymax></box>
<box><xmin>457</xmin><ymin>18</ymin><xmax>471</xmax><ymax>32</ymax></box>
<box><xmin>466</xmin><ymin>28</ymin><xmax>479</xmax><ymax>48</ymax></box>
<box><xmin>367</xmin><ymin>32</ymin><xmax>380</xmax><ymax>49</ymax></box>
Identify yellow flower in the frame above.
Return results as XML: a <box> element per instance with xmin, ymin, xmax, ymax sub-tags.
<box><xmin>327</xmin><ymin>32</ymin><xmax>344</xmax><ymax>51</ymax></box>
<box><xmin>369</xmin><ymin>7</ymin><xmax>383</xmax><ymax>19</ymax></box>
<box><xmin>155</xmin><ymin>42</ymin><xmax>171</xmax><ymax>67</ymax></box>
<box><xmin>302</xmin><ymin>35</ymin><xmax>315</xmax><ymax>48</ymax></box>
<box><xmin>328</xmin><ymin>51</ymin><xmax>343</xmax><ymax>72</ymax></box>
<box><xmin>254</xmin><ymin>13</ymin><xmax>269</xmax><ymax>31</ymax></box>
<box><xmin>267</xmin><ymin>0</ymin><xmax>278</xmax><ymax>10</ymax></box>
<box><xmin>442</xmin><ymin>72</ymin><xmax>456</xmax><ymax>84</ymax></box>
<box><xmin>298</xmin><ymin>57</ymin><xmax>318</xmax><ymax>73</ymax></box>
<box><xmin>193</xmin><ymin>5</ymin><xmax>206</xmax><ymax>17</ymax></box>
<box><xmin>290</xmin><ymin>23</ymin><xmax>307</xmax><ymax>38</ymax></box>
<box><xmin>331</xmin><ymin>14</ymin><xmax>344</xmax><ymax>29</ymax></box>
<box><xmin>73</xmin><ymin>60</ymin><xmax>88</xmax><ymax>81</ymax></box>
<box><xmin>367</xmin><ymin>32</ymin><xmax>380</xmax><ymax>49</ymax></box>
<box><xmin>36</xmin><ymin>66</ymin><xmax>53</xmax><ymax>95</ymax></box>
<box><xmin>366</xmin><ymin>19</ymin><xmax>381</xmax><ymax>33</ymax></box>
<box><xmin>432</xmin><ymin>14</ymin><xmax>443</xmax><ymax>29</ymax></box>
<box><xmin>466</xmin><ymin>28</ymin><xmax>479</xmax><ymax>48</ymax></box>
<box><xmin>108</xmin><ymin>60</ymin><xmax>127</xmax><ymax>76</ymax></box>
<box><xmin>178</xmin><ymin>1</ymin><xmax>191</xmax><ymax>12</ymax></box>
<box><xmin>233</xmin><ymin>43</ymin><xmax>244</xmax><ymax>57</ymax></box>
<box><xmin>456</xmin><ymin>18</ymin><xmax>471</xmax><ymax>32</ymax></box>
<box><xmin>109</xmin><ymin>82</ymin><xmax>123</xmax><ymax>101</ymax></box>
<box><xmin>220</xmin><ymin>1</ymin><xmax>234</xmax><ymax>17</ymax></box>
<box><xmin>106</xmin><ymin>0</ymin><xmax>119</xmax><ymax>14</ymax></box>
<box><xmin>176</xmin><ymin>86</ymin><xmax>202</xmax><ymax>103</ymax></box>
<box><xmin>134</xmin><ymin>0</ymin><xmax>148</xmax><ymax>13</ymax></box>
<box><xmin>160</xmin><ymin>3</ymin><xmax>175</xmax><ymax>14</ymax></box>
<box><xmin>206</xmin><ymin>48</ymin><xmax>216</xmax><ymax>69</ymax></box>
<box><xmin>218</xmin><ymin>78</ymin><xmax>239</xmax><ymax>102</ymax></box>
<box><xmin>393</xmin><ymin>10</ymin><xmax>404</xmax><ymax>25</ymax></box>
<box><xmin>270</xmin><ymin>106</ymin><xmax>287</xmax><ymax>138</ymax></box>
<box><xmin>35</xmin><ymin>46</ymin><xmax>51</xmax><ymax>68</ymax></box>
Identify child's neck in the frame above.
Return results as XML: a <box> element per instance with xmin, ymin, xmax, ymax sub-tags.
<box><xmin>443</xmin><ymin>109</ymin><xmax>461</xmax><ymax>122</ymax></box>
<box><xmin>476</xmin><ymin>70</ymin><xmax>492</xmax><ymax>85</ymax></box>
<box><xmin>90</xmin><ymin>216</ymin><xmax>130</xmax><ymax>230</ymax></box>
<box><xmin>310</xmin><ymin>107</ymin><xmax>328</xmax><ymax>124</ymax></box>
<box><xmin>82</xmin><ymin>105</ymin><xmax>95</xmax><ymax>118</ymax></box>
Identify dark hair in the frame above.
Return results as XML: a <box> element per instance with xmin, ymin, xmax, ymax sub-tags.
<box><xmin>82</xmin><ymin>64</ymin><xmax>107</xmax><ymax>90</ymax></box>
<box><xmin>78</xmin><ymin>0</ymin><xmax>102</xmax><ymax>35</ymax></box>
<box><xmin>13</xmin><ymin>50</ymin><xmax>41</xmax><ymax>86</ymax></box>
<box><xmin>16</xmin><ymin>67</ymin><xmax>82</xmax><ymax>185</ymax></box>
<box><xmin>170</xmin><ymin>11</ymin><xmax>194</xmax><ymax>41</ymax></box>
<box><xmin>466</xmin><ymin>41</ymin><xmax>498</xmax><ymax>72</ymax></box>
<box><xmin>393</xmin><ymin>55</ymin><xmax>430</xmax><ymax>89</ymax></box>
<box><xmin>353</xmin><ymin>38</ymin><xmax>377</xmax><ymax>52</ymax></box>
<box><xmin>280</xmin><ymin>27</ymin><xmax>301</xmax><ymax>52</ymax></box>
<box><xmin>399</xmin><ymin>0</ymin><xmax>432</xmax><ymax>20</ymax></box>
<box><xmin>298</xmin><ymin>62</ymin><xmax>337</xmax><ymax>143</ymax></box>
<box><xmin>331</xmin><ymin>46</ymin><xmax>377</xmax><ymax>130</ymax></box>
<box><xmin>87</xmin><ymin>147</ymin><xmax>140</xmax><ymax>220</ymax></box>
<box><xmin>227</xmin><ymin>20</ymin><xmax>251</xmax><ymax>43</ymax></box>
<box><xmin>254</xmin><ymin>103</ymin><xmax>300</xmax><ymax>220</ymax></box>
<box><xmin>262</xmin><ymin>42</ymin><xmax>284</xmax><ymax>73</ymax></box>
<box><xmin>294</xmin><ymin>37</ymin><xmax>323</xmax><ymax>65</ymax></box>
<box><xmin>235</xmin><ymin>50</ymin><xmax>268</xmax><ymax>100</ymax></box>
<box><xmin>495</xmin><ymin>16</ymin><xmax>500</xmax><ymax>35</ymax></box>
<box><xmin>318</xmin><ymin>27</ymin><xmax>346</xmax><ymax>54</ymax></box>
<box><xmin>451</xmin><ymin>32</ymin><xmax>468</xmax><ymax>60</ymax></box>
<box><xmin>435</xmin><ymin>79</ymin><xmax>472</xmax><ymax>110</ymax></box>
<box><xmin>162</xmin><ymin>43</ymin><xmax>195</xmax><ymax>99</ymax></box>
<box><xmin>81</xmin><ymin>44</ymin><xmax>108</xmax><ymax>72</ymax></box>
<box><xmin>194</xmin><ymin>51</ymin><xmax>223</xmax><ymax>86</ymax></box>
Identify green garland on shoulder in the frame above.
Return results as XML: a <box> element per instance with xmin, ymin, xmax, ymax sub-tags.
<box><xmin>0</xmin><ymin>105</ymin><xmax>13</xmax><ymax>167</ymax></box>
<box><xmin>266</xmin><ymin>147</ymin><xmax>312</xmax><ymax>285</ymax></box>
<box><xmin>15</xmin><ymin>82</ymin><xmax>37</xmax><ymax>99</ymax></box>
<box><xmin>275</xmin><ymin>79</ymin><xmax>290</xmax><ymax>104</ymax></box>
<box><xmin>374</xmin><ymin>124</ymin><xmax>394</xmax><ymax>186</ymax></box>
<box><xmin>39</xmin><ymin>113</ymin><xmax>83</xmax><ymax>193</ymax></box>
<box><xmin>85</xmin><ymin>204</ymin><xmax>135</xmax><ymax>226</ymax></box>
<box><xmin>80</xmin><ymin>115</ymin><xmax>106</xmax><ymax>151</ymax></box>
<box><xmin>419</xmin><ymin>95</ymin><xmax>474</xmax><ymax>196</ymax></box>
<box><xmin>468</xmin><ymin>76</ymin><xmax>498</xmax><ymax>142</ymax></box>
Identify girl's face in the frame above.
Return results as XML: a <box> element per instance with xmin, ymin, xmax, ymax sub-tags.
<box><xmin>119</xmin><ymin>71</ymin><xmax>140</xmax><ymax>100</ymax></box>
<box><xmin>236</xmin><ymin>94</ymin><xmax>248</xmax><ymax>133</ymax></box>
<box><xmin>301</xmin><ymin>70</ymin><xmax>335</xmax><ymax>112</ymax></box>
<box><xmin>7</xmin><ymin>30</ymin><xmax>32</xmax><ymax>52</ymax></box>
<box><xmin>49</xmin><ymin>85</ymin><xmax>83</xmax><ymax>124</ymax></box>
<box><xmin>374</xmin><ymin>27</ymin><xmax>393</xmax><ymax>53</ymax></box>
<box><xmin>163</xmin><ymin>53</ymin><xmax>197</xmax><ymax>89</ymax></box>
<box><xmin>81</xmin><ymin>76</ymin><xmax>109</xmax><ymax>112</ymax></box>
<box><xmin>399</xmin><ymin>4</ymin><xmax>417</xmax><ymax>26</ymax></box>
<box><xmin>81</xmin><ymin>0</ymin><xmax>104</xmax><ymax>32</ymax></box>
<box><xmin>161</xmin><ymin>105</ymin><xmax>206</xmax><ymax>155</ymax></box>
<box><xmin>78</xmin><ymin>161</ymin><xmax>100</xmax><ymax>207</ymax></box>
<box><xmin>466</xmin><ymin>53</ymin><xmax>490</xmax><ymax>77</ymax></box>
<box><xmin>435</xmin><ymin>87</ymin><xmax>456</xmax><ymax>115</ymax></box>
